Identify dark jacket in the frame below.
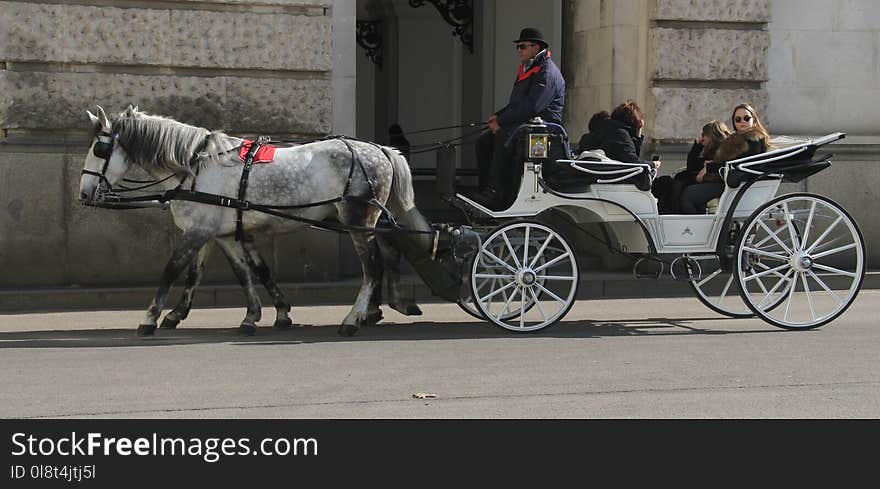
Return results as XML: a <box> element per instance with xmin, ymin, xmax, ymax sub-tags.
<box><xmin>495</xmin><ymin>50</ymin><xmax>565</xmax><ymax>132</ymax></box>
<box><xmin>578</xmin><ymin>118</ymin><xmax>648</xmax><ymax>164</ymax></box>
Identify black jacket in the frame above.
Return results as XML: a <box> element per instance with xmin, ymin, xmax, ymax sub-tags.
<box><xmin>495</xmin><ymin>50</ymin><xmax>565</xmax><ymax>131</ymax></box>
<box><xmin>577</xmin><ymin>118</ymin><xmax>648</xmax><ymax>163</ymax></box>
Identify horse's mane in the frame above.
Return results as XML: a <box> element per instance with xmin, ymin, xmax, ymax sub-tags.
<box><xmin>111</xmin><ymin>108</ymin><xmax>228</xmax><ymax>173</ymax></box>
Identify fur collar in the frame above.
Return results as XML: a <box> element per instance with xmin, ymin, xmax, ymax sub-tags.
<box><xmin>714</xmin><ymin>127</ymin><xmax>770</xmax><ymax>165</ymax></box>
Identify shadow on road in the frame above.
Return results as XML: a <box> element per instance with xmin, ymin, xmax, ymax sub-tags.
<box><xmin>0</xmin><ymin>316</ymin><xmax>786</xmax><ymax>349</ymax></box>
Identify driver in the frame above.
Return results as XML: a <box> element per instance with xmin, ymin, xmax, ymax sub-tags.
<box><xmin>472</xmin><ymin>27</ymin><xmax>565</xmax><ymax>209</ymax></box>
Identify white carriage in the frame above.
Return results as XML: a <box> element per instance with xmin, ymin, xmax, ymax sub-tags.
<box><xmin>448</xmin><ymin>120</ymin><xmax>864</xmax><ymax>333</ymax></box>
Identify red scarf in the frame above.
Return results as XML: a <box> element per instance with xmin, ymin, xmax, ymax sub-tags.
<box><xmin>517</xmin><ymin>50</ymin><xmax>550</xmax><ymax>82</ymax></box>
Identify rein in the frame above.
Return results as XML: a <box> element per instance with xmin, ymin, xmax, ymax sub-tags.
<box><xmin>87</xmin><ymin>134</ymin><xmax>433</xmax><ymax>236</ymax></box>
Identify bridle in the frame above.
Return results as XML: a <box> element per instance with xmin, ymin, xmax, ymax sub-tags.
<box><xmin>81</xmin><ymin>130</ymin><xmax>118</xmax><ymax>191</ymax></box>
<box><xmin>81</xmin><ymin>130</ymin><xmax>181</xmax><ymax>199</ymax></box>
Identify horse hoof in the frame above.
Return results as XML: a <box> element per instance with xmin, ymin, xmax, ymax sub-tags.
<box><xmin>366</xmin><ymin>310</ymin><xmax>383</xmax><ymax>326</ymax></box>
<box><xmin>160</xmin><ymin>316</ymin><xmax>180</xmax><ymax>329</ymax></box>
<box><xmin>137</xmin><ymin>324</ymin><xmax>156</xmax><ymax>337</ymax></box>
<box><xmin>338</xmin><ymin>324</ymin><xmax>359</xmax><ymax>337</ymax></box>
<box><xmin>273</xmin><ymin>318</ymin><xmax>293</xmax><ymax>329</ymax></box>
<box><xmin>238</xmin><ymin>323</ymin><xmax>257</xmax><ymax>336</ymax></box>
<box><xmin>391</xmin><ymin>303</ymin><xmax>423</xmax><ymax>316</ymax></box>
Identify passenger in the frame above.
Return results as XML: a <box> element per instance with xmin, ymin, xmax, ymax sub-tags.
<box><xmin>575</xmin><ymin>110</ymin><xmax>610</xmax><ymax>155</ymax></box>
<box><xmin>680</xmin><ymin>104</ymin><xmax>770</xmax><ymax>214</ymax></box>
<box><xmin>472</xmin><ymin>27</ymin><xmax>565</xmax><ymax>209</ymax></box>
<box><xmin>579</xmin><ymin>100</ymin><xmax>661</xmax><ymax>169</ymax></box>
<box><xmin>654</xmin><ymin>120</ymin><xmax>731</xmax><ymax>213</ymax></box>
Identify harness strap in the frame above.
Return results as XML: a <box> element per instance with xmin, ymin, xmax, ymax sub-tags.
<box><xmin>235</xmin><ymin>138</ymin><xmax>263</xmax><ymax>241</ymax></box>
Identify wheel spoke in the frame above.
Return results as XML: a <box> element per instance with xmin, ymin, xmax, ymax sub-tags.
<box><xmin>502</xmin><ymin>231</ymin><xmax>522</xmax><ymax>269</ymax></box>
<box><xmin>479</xmin><ymin>280</ymin><xmax>517</xmax><ymax>303</ymax></box>
<box><xmin>810</xmin><ymin>242</ymin><xmax>857</xmax><ymax>260</ymax></box>
<box><xmin>528</xmin><ymin>287</ymin><xmax>548</xmax><ymax>321</ymax></box>
<box><xmin>718</xmin><ymin>273</ymin><xmax>734</xmax><ymax>304</ymax></box>
<box><xmin>522</xmin><ymin>227</ymin><xmax>530</xmax><ymax>268</ymax></box>
<box><xmin>529</xmin><ymin>234</ymin><xmax>553</xmax><ymax>269</ymax></box>
<box><xmin>741</xmin><ymin>246</ymin><xmax>789</xmax><ymax>261</ymax></box>
<box><xmin>800</xmin><ymin>201</ymin><xmax>817</xmax><ymax>250</ymax></box>
<box><xmin>496</xmin><ymin>285</ymin><xmax>519</xmax><ymax>321</ymax></box>
<box><xmin>753</xmin><ymin>222</ymin><xmax>790</xmax><ymax>250</ymax></box>
<box><xmin>806</xmin><ymin>216</ymin><xmax>842</xmax><ymax>254</ymax></box>
<box><xmin>481</xmin><ymin>248</ymin><xmax>517</xmax><ymax>274</ymax></box>
<box><xmin>519</xmin><ymin>290</ymin><xmax>526</xmax><ymax>330</ymax></box>
<box><xmin>806</xmin><ymin>270</ymin><xmax>844</xmax><ymax>305</ymax></box>
<box><xmin>743</xmin><ymin>263</ymin><xmax>790</xmax><ymax>282</ymax></box>
<box><xmin>534</xmin><ymin>251</ymin><xmax>571</xmax><ymax>273</ymax></box>
<box><xmin>783</xmin><ymin>202</ymin><xmax>802</xmax><ymax>250</ymax></box>
<box><xmin>536</xmin><ymin>275</ymin><xmax>577</xmax><ymax>281</ymax></box>
<box><xmin>756</xmin><ymin>269</ymin><xmax>793</xmax><ymax>309</ymax></box>
<box><xmin>800</xmin><ymin>271</ymin><xmax>817</xmax><ymax>321</ymax></box>
<box><xmin>783</xmin><ymin>271</ymin><xmax>799</xmax><ymax>322</ymax></box>
<box><xmin>695</xmin><ymin>268</ymin><xmax>722</xmax><ymax>287</ymax></box>
<box><xmin>811</xmin><ymin>262</ymin><xmax>857</xmax><ymax>278</ymax></box>
<box><xmin>475</xmin><ymin>273</ymin><xmax>516</xmax><ymax>280</ymax></box>
<box><xmin>535</xmin><ymin>282</ymin><xmax>566</xmax><ymax>304</ymax></box>
<box><xmin>757</xmin><ymin>219</ymin><xmax>794</xmax><ymax>254</ymax></box>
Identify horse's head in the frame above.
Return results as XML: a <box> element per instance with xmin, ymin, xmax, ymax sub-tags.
<box><xmin>79</xmin><ymin>105</ymin><xmax>136</xmax><ymax>205</ymax></box>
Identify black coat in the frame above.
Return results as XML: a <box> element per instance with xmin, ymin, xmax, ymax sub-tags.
<box><xmin>577</xmin><ymin>118</ymin><xmax>648</xmax><ymax>163</ymax></box>
<box><xmin>495</xmin><ymin>50</ymin><xmax>565</xmax><ymax>131</ymax></box>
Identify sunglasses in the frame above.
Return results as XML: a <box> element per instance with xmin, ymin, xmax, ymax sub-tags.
<box><xmin>516</xmin><ymin>43</ymin><xmax>535</xmax><ymax>50</ymax></box>
<box><xmin>734</xmin><ymin>115</ymin><xmax>753</xmax><ymax>123</ymax></box>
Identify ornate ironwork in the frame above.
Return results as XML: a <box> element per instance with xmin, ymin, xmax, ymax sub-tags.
<box><xmin>409</xmin><ymin>0</ymin><xmax>473</xmax><ymax>53</ymax></box>
<box><xmin>356</xmin><ymin>20</ymin><xmax>383</xmax><ymax>68</ymax></box>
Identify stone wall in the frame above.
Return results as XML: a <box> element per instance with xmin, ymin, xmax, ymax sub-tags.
<box><xmin>0</xmin><ymin>0</ymin><xmax>341</xmax><ymax>290</ymax></box>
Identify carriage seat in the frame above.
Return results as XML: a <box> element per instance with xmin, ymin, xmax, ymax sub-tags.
<box><xmin>541</xmin><ymin>150</ymin><xmax>654</xmax><ymax>193</ymax></box>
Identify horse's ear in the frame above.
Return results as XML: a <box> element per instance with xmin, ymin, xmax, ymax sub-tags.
<box><xmin>125</xmin><ymin>104</ymin><xmax>137</xmax><ymax>117</ymax></box>
<box><xmin>87</xmin><ymin>109</ymin><xmax>100</xmax><ymax>128</ymax></box>
<box><xmin>95</xmin><ymin>106</ymin><xmax>110</xmax><ymax>130</ymax></box>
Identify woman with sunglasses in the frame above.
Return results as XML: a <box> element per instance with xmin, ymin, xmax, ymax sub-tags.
<box><xmin>680</xmin><ymin>103</ymin><xmax>771</xmax><ymax>214</ymax></box>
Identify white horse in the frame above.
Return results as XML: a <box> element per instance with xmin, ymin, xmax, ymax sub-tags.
<box><xmin>79</xmin><ymin>106</ymin><xmax>424</xmax><ymax>336</ymax></box>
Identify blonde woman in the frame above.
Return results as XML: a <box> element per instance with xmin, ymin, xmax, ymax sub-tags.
<box><xmin>680</xmin><ymin>104</ymin><xmax>770</xmax><ymax>214</ymax></box>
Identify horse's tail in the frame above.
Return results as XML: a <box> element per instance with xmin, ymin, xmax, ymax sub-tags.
<box><xmin>385</xmin><ymin>147</ymin><xmax>416</xmax><ymax>216</ymax></box>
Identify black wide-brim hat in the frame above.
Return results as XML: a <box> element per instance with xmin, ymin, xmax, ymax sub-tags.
<box><xmin>513</xmin><ymin>27</ymin><xmax>547</xmax><ymax>48</ymax></box>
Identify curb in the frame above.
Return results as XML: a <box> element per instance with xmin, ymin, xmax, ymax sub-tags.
<box><xmin>2</xmin><ymin>271</ymin><xmax>879</xmax><ymax>314</ymax></box>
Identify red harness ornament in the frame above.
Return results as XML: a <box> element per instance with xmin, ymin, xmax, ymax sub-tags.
<box><xmin>239</xmin><ymin>139</ymin><xmax>276</xmax><ymax>164</ymax></box>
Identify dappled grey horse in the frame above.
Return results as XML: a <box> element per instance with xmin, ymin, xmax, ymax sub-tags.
<box><xmin>79</xmin><ymin>106</ymin><xmax>425</xmax><ymax>336</ymax></box>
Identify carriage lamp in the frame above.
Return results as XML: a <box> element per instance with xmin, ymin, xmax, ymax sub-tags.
<box><xmin>528</xmin><ymin>134</ymin><xmax>548</xmax><ymax>159</ymax></box>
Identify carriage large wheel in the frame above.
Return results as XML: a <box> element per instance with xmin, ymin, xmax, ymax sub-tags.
<box><xmin>688</xmin><ymin>255</ymin><xmax>754</xmax><ymax>318</ymax></box>
<box><xmin>471</xmin><ymin>220</ymin><xmax>579</xmax><ymax>332</ymax></box>
<box><xmin>733</xmin><ymin>193</ymin><xmax>865</xmax><ymax>330</ymax></box>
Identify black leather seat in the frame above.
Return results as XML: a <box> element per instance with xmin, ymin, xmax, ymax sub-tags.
<box><xmin>542</xmin><ymin>153</ymin><xmax>653</xmax><ymax>193</ymax></box>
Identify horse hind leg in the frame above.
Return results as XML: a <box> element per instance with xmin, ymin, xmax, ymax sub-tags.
<box><xmin>161</xmin><ymin>241</ymin><xmax>213</xmax><ymax>329</ymax></box>
<box><xmin>376</xmin><ymin>235</ymin><xmax>422</xmax><ymax>316</ymax></box>
<box><xmin>365</xmin><ymin>237</ymin><xmax>384</xmax><ymax>326</ymax></box>
<box><xmin>216</xmin><ymin>237</ymin><xmax>262</xmax><ymax>336</ymax></box>
<box><xmin>241</xmin><ymin>240</ymin><xmax>294</xmax><ymax>329</ymax></box>
<box><xmin>138</xmin><ymin>232</ymin><xmax>211</xmax><ymax>336</ymax></box>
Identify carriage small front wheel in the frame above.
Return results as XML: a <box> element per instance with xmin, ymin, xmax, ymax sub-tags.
<box><xmin>470</xmin><ymin>220</ymin><xmax>579</xmax><ymax>332</ymax></box>
<box><xmin>733</xmin><ymin>193</ymin><xmax>865</xmax><ymax>330</ymax></box>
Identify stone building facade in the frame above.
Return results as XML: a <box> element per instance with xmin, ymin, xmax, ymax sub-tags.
<box><xmin>0</xmin><ymin>0</ymin><xmax>356</xmax><ymax>302</ymax></box>
<box><xmin>1</xmin><ymin>0</ymin><xmax>877</xmax><ymax>309</ymax></box>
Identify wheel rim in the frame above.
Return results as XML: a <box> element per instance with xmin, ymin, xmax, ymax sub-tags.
<box><xmin>471</xmin><ymin>222</ymin><xmax>578</xmax><ymax>332</ymax></box>
<box><xmin>688</xmin><ymin>254</ymin><xmax>754</xmax><ymax>318</ymax></box>
<box><xmin>735</xmin><ymin>194</ymin><xmax>865</xmax><ymax>329</ymax></box>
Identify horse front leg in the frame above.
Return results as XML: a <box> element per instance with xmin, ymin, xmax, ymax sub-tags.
<box><xmin>216</xmin><ymin>238</ymin><xmax>262</xmax><ymax>336</ymax></box>
<box><xmin>160</xmin><ymin>241</ymin><xmax>214</xmax><ymax>330</ymax></box>
<box><xmin>340</xmin><ymin>231</ymin><xmax>382</xmax><ymax>337</ymax></box>
<box><xmin>241</xmin><ymin>239</ymin><xmax>294</xmax><ymax>330</ymax></box>
<box><xmin>138</xmin><ymin>232</ymin><xmax>211</xmax><ymax>336</ymax></box>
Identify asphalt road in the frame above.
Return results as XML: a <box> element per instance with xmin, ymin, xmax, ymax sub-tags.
<box><xmin>1</xmin><ymin>291</ymin><xmax>878</xmax><ymax>418</ymax></box>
